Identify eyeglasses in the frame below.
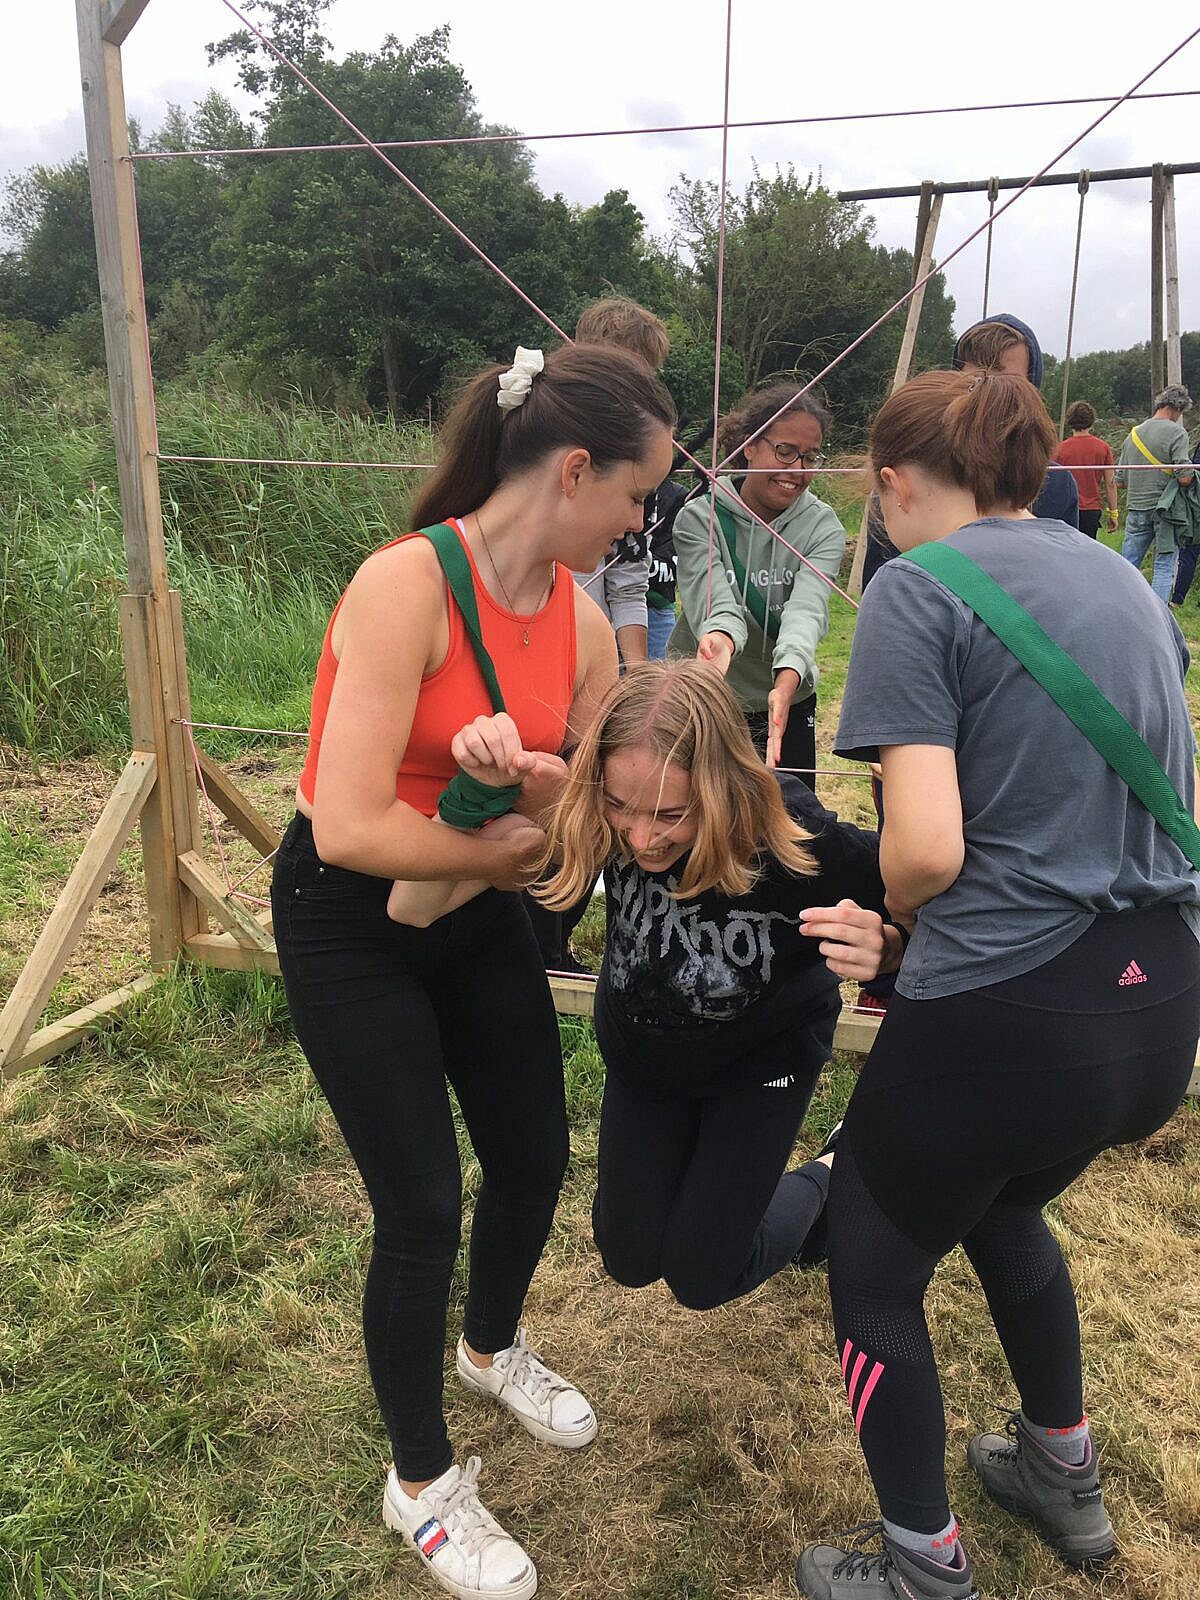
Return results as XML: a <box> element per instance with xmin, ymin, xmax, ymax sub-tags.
<box><xmin>756</xmin><ymin>436</ymin><xmax>827</xmax><ymax>469</ymax></box>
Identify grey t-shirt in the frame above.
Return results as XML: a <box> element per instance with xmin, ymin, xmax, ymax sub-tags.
<box><xmin>835</xmin><ymin>517</ymin><xmax>1200</xmax><ymax>999</ymax></box>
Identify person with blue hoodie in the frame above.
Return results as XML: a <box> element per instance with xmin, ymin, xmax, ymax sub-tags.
<box><xmin>670</xmin><ymin>384</ymin><xmax>846</xmax><ymax>784</ymax></box>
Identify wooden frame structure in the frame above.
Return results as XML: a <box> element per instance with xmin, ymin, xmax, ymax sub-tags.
<box><xmin>1</xmin><ymin>5</ymin><xmax>1195</xmax><ymax>1095</ymax></box>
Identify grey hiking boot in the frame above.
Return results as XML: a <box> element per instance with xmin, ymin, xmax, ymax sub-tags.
<box><xmin>795</xmin><ymin>1521</ymin><xmax>980</xmax><ymax>1600</ymax></box>
<box><xmin>967</xmin><ymin>1412</ymin><xmax>1116</xmax><ymax>1568</ymax></box>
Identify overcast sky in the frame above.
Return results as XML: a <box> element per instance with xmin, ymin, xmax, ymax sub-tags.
<box><xmin>6</xmin><ymin>2</ymin><xmax>1199</xmax><ymax>362</ymax></box>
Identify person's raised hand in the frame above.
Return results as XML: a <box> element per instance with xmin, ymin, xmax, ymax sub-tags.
<box><xmin>451</xmin><ymin>713</ymin><xmax>537</xmax><ymax>787</ymax></box>
<box><xmin>798</xmin><ymin>899</ymin><xmax>888</xmax><ymax>981</ymax></box>
<box><xmin>697</xmin><ymin>631</ymin><xmax>735</xmax><ymax>676</ymax></box>
<box><xmin>765</xmin><ymin>668</ymin><xmax>801</xmax><ymax>770</ymax></box>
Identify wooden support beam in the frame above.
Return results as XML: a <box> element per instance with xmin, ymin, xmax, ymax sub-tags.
<box><xmin>4</xmin><ymin>975</ymin><xmax>159</xmax><ymax>1081</ymax></box>
<box><xmin>178</xmin><ymin>852</ymin><xmax>278</xmax><ymax>953</ymax></box>
<box><xmin>120</xmin><ymin>595</ymin><xmax>205</xmax><ymax>960</ymax></box>
<box><xmin>1151</xmin><ymin>164</ymin><xmax>1166</xmax><ymax>403</ymax></box>
<box><xmin>186</xmin><ymin>932</ymin><xmax>281</xmax><ymax>977</ymax></box>
<box><xmin>80</xmin><ymin>0</ymin><xmax>206</xmax><ymax>966</ymax></box>
<box><xmin>100</xmin><ymin>0</ymin><xmax>153</xmax><ymax>45</ymax></box>
<box><xmin>194</xmin><ymin>751</ymin><xmax>283</xmax><ymax>861</ymax></box>
<box><xmin>0</xmin><ymin>753</ymin><xmax>156</xmax><ymax>1073</ymax></box>
<box><xmin>850</xmin><ymin>185</ymin><xmax>942</xmax><ymax>596</ymax></box>
<box><xmin>1163</xmin><ymin>174</ymin><xmax>1182</xmax><ymax>388</ymax></box>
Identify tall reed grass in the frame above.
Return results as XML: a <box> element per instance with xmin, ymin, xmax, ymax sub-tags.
<box><xmin>0</xmin><ymin>350</ymin><xmax>433</xmax><ymax>757</ymax></box>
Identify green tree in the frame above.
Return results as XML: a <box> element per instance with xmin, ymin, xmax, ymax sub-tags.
<box><xmin>669</xmin><ymin>166</ymin><xmax>955</xmax><ymax>440</ymax></box>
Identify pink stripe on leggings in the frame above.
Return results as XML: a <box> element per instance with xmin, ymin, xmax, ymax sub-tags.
<box><xmin>854</xmin><ymin>1361</ymin><xmax>885</xmax><ymax>1433</ymax></box>
<box><xmin>846</xmin><ymin>1350</ymin><xmax>868</xmax><ymax>1410</ymax></box>
<box><xmin>841</xmin><ymin>1339</ymin><xmax>854</xmax><ymax>1380</ymax></box>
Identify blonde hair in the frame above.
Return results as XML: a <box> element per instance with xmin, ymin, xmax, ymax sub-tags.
<box><xmin>538</xmin><ymin>661</ymin><xmax>818</xmax><ymax>908</ymax></box>
<box><xmin>574</xmin><ymin>297</ymin><xmax>670</xmax><ymax>371</ymax></box>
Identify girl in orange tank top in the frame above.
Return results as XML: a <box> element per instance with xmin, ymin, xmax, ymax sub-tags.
<box><xmin>271</xmin><ymin>343</ymin><xmax>676</xmax><ymax>1600</ymax></box>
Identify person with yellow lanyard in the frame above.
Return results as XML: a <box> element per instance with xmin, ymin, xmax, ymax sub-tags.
<box><xmin>1117</xmin><ymin>384</ymin><xmax>1195</xmax><ymax>602</ymax></box>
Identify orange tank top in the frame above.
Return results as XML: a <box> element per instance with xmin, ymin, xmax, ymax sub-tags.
<box><xmin>298</xmin><ymin>520</ymin><xmax>577</xmax><ymax>817</ymax></box>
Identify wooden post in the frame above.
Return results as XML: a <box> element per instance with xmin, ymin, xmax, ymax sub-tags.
<box><xmin>1058</xmin><ymin>174</ymin><xmax>1089</xmax><ymax>439</ymax></box>
<box><xmin>850</xmin><ymin>184</ymin><xmax>942</xmax><ymax>595</ymax></box>
<box><xmin>77</xmin><ymin>0</ymin><xmax>204</xmax><ymax>965</ymax></box>
<box><xmin>1150</xmin><ymin>164</ymin><xmax>1166</xmax><ymax>403</ymax></box>
<box><xmin>1163</xmin><ymin>174</ymin><xmax>1182</xmax><ymax>387</ymax></box>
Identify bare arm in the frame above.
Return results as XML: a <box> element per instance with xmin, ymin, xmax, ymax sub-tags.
<box><xmin>310</xmin><ymin>540</ymin><xmax>541</xmax><ymax>888</ymax></box>
<box><xmin>877</xmin><ymin>744</ymin><xmax>965</xmax><ymax>920</ymax></box>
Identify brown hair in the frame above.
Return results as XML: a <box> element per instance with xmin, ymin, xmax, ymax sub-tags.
<box><xmin>538</xmin><ymin>660</ymin><xmax>818</xmax><ymax>907</ymax></box>
<box><xmin>1065</xmin><ymin>399</ymin><xmax>1096</xmax><ymax>431</ymax></box>
<box><xmin>869</xmin><ymin>369</ymin><xmax>1058</xmax><ymax>512</ymax></box>
<box><xmin>716</xmin><ymin>382</ymin><xmax>831</xmax><ymax>471</ymax></box>
<box><xmin>575</xmin><ymin>297</ymin><xmax>670</xmax><ymax>370</ymax></box>
<box><xmin>411</xmin><ymin>344</ymin><xmax>677</xmax><ymax>527</ymax></box>
<box><xmin>953</xmin><ymin>320</ymin><xmax>1029</xmax><ymax>378</ymax></box>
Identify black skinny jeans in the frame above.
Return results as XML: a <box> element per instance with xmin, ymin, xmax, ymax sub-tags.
<box><xmin>272</xmin><ymin>815</ymin><xmax>569</xmax><ymax>1482</ymax></box>
<box><xmin>827</xmin><ymin>905</ymin><xmax>1200</xmax><ymax>1533</ymax></box>
<box><xmin>593</xmin><ymin>1026</ymin><xmax>831</xmax><ymax>1310</ymax></box>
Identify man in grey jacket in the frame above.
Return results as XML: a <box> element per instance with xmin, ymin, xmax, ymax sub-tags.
<box><xmin>1118</xmin><ymin>384</ymin><xmax>1195</xmax><ymax>603</ymax></box>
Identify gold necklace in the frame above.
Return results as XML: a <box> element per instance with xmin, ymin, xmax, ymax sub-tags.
<box><xmin>474</xmin><ymin>513</ymin><xmax>552</xmax><ymax>646</ymax></box>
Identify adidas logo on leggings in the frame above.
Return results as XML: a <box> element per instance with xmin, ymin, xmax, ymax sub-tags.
<box><xmin>1118</xmin><ymin>959</ymin><xmax>1148</xmax><ymax>987</ymax></box>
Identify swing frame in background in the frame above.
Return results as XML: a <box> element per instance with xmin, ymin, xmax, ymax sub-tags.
<box><xmin>1</xmin><ymin>0</ymin><xmax>1196</xmax><ymax>1095</ymax></box>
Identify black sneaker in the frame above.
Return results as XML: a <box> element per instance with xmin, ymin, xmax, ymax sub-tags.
<box><xmin>967</xmin><ymin>1412</ymin><xmax>1116</xmax><ymax>1568</ymax></box>
<box><xmin>796</xmin><ymin>1521</ymin><xmax>979</xmax><ymax>1599</ymax></box>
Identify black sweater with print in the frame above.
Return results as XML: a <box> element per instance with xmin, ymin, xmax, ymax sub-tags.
<box><xmin>594</xmin><ymin>776</ymin><xmax>885</xmax><ymax>1095</ymax></box>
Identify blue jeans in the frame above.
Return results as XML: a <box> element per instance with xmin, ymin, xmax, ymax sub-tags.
<box><xmin>1121</xmin><ymin>508</ymin><xmax>1177</xmax><ymax>603</ymax></box>
<box><xmin>646</xmin><ymin>603</ymin><xmax>677</xmax><ymax>660</ymax></box>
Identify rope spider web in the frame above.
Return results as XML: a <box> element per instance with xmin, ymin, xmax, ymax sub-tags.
<box><xmin>174</xmin><ymin>0</ymin><xmax>1199</xmax><ymax>899</ymax></box>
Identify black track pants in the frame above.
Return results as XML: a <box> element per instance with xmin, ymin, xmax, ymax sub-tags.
<box><xmin>826</xmin><ymin>905</ymin><xmax>1199</xmax><ymax>1532</ymax></box>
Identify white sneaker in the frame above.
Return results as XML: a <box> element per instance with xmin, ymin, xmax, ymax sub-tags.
<box><xmin>382</xmin><ymin>1457</ymin><xmax>537</xmax><ymax>1600</ymax></box>
<box><xmin>456</xmin><ymin>1330</ymin><xmax>598</xmax><ymax>1449</ymax></box>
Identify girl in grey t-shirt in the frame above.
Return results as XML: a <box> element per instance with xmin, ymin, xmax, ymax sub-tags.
<box><xmin>795</xmin><ymin>370</ymin><xmax>1200</xmax><ymax>1600</ymax></box>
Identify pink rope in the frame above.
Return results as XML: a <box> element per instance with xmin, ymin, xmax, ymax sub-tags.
<box><xmin>186</xmin><ymin>723</ymin><xmax>233</xmax><ymax>890</ymax></box>
<box><xmin>704</xmin><ymin>0</ymin><xmax>735</xmax><ymax>625</ymax></box>
<box><xmin>214</xmin><ymin>0</ymin><xmax>571</xmax><ymax>342</ymax></box>
<box><xmin>125</xmin><ymin>88</ymin><xmax>1200</xmax><ymax>162</ymax></box>
<box><xmin>712</xmin><ymin>22</ymin><xmax>1200</xmax><ymax>474</ymax></box>
<box><xmin>228</xmin><ymin>848</ymin><xmax>280</xmax><ymax>895</ymax></box>
<box><xmin>158</xmin><ymin>452</ymin><xmax>435</xmax><ymax>471</ymax></box>
<box><xmin>177</xmin><ymin>718</ymin><xmax>310</xmax><ymax>739</ymax></box>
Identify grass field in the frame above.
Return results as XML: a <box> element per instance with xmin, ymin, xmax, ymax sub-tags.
<box><xmin>4</xmin><ymin>413</ymin><xmax>1200</xmax><ymax>1596</ymax></box>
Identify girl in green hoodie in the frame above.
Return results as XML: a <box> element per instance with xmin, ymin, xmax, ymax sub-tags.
<box><xmin>670</xmin><ymin>383</ymin><xmax>846</xmax><ymax>781</ymax></box>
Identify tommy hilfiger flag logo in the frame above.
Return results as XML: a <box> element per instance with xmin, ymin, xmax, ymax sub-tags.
<box><xmin>1118</xmin><ymin>959</ymin><xmax>1148</xmax><ymax>987</ymax></box>
<box><xmin>415</xmin><ymin>1517</ymin><xmax>449</xmax><ymax>1559</ymax></box>
<box><xmin>841</xmin><ymin>1340</ymin><xmax>885</xmax><ymax>1434</ymax></box>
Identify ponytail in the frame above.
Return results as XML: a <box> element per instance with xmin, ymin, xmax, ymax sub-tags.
<box><xmin>869</xmin><ymin>369</ymin><xmax>1057</xmax><ymax>513</ymax></box>
<box><xmin>411</xmin><ymin>344</ymin><xmax>677</xmax><ymax>528</ymax></box>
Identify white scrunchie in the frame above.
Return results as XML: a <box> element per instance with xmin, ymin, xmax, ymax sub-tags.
<box><xmin>497</xmin><ymin>346</ymin><xmax>545</xmax><ymax>412</ymax></box>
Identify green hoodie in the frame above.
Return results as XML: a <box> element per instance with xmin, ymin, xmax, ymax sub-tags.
<box><xmin>669</xmin><ymin>476</ymin><xmax>846</xmax><ymax>707</ymax></box>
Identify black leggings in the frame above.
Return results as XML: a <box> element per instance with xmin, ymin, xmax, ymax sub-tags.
<box><xmin>593</xmin><ymin>1030</ymin><xmax>829</xmax><ymax>1310</ymax></box>
<box><xmin>272</xmin><ymin>815</ymin><xmax>568</xmax><ymax>1482</ymax></box>
<box><xmin>827</xmin><ymin>906</ymin><xmax>1199</xmax><ymax>1532</ymax></box>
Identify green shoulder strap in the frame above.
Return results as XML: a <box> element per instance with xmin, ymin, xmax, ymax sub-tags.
<box><xmin>903</xmin><ymin>541</ymin><xmax>1200</xmax><ymax>870</ymax></box>
<box><xmin>421</xmin><ymin>522</ymin><xmax>507</xmax><ymax>715</ymax></box>
<box><xmin>711</xmin><ymin>495</ymin><xmax>780</xmax><ymax>643</ymax></box>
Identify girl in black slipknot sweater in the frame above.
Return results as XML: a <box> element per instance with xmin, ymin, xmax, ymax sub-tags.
<box><xmin>539</xmin><ymin>661</ymin><xmax>903</xmax><ymax>1311</ymax></box>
